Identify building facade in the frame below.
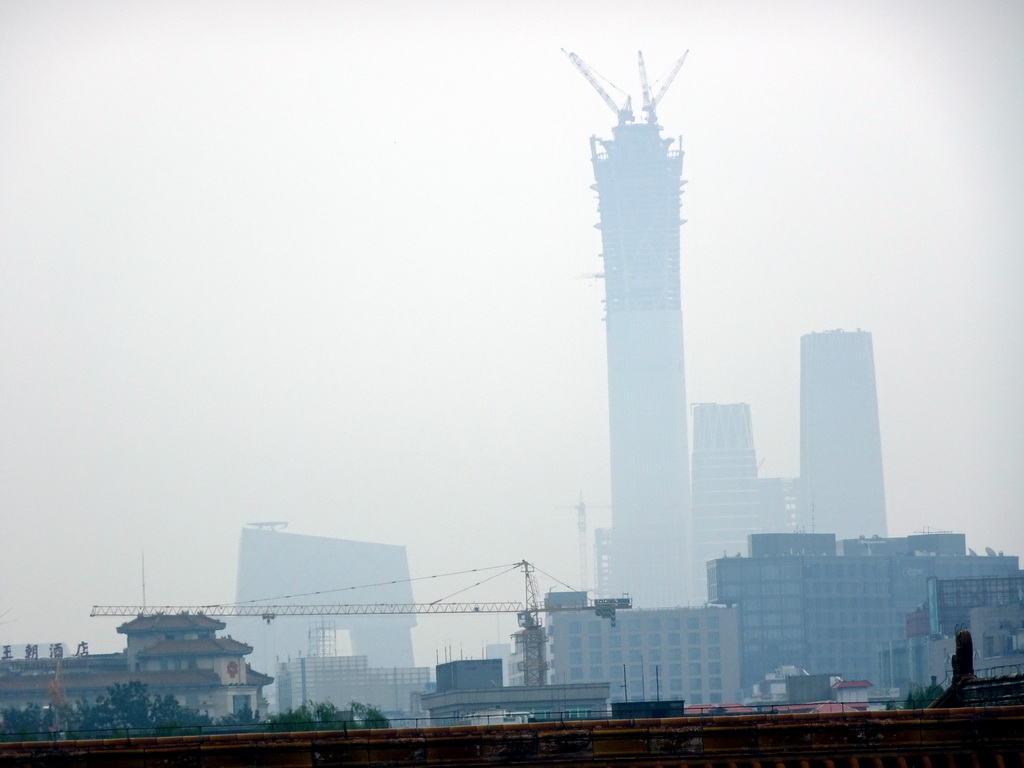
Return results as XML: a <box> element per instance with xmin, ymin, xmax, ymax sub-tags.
<box><xmin>0</xmin><ymin>615</ymin><xmax>272</xmax><ymax>721</ymax></box>
<box><xmin>419</xmin><ymin>682</ymin><xmax>610</xmax><ymax>725</ymax></box>
<box><xmin>691</xmin><ymin>403</ymin><xmax>761</xmax><ymax>599</ymax></box>
<box><xmin>230</xmin><ymin>525</ymin><xmax>417</xmax><ymax>708</ymax></box>
<box><xmin>546</xmin><ymin>594</ymin><xmax>740</xmax><ymax>705</ymax></box>
<box><xmin>708</xmin><ymin>533</ymin><xmax>1019</xmax><ymax>688</ymax></box>
<box><xmin>275</xmin><ymin>655</ymin><xmax>430</xmax><ymax>717</ymax></box>
<box><xmin>757</xmin><ymin>477</ymin><xmax>798</xmax><ymax>534</ymax></box>
<box><xmin>877</xmin><ymin>573</ymin><xmax>1024</xmax><ymax>694</ymax></box>
<box><xmin>799</xmin><ymin>330</ymin><xmax>887</xmax><ymax>539</ymax></box>
<box><xmin>590</xmin><ymin>113</ymin><xmax>691</xmax><ymax>608</ymax></box>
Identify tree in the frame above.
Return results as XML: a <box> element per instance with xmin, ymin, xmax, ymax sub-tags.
<box><xmin>903</xmin><ymin>680</ymin><xmax>945</xmax><ymax>710</ymax></box>
<box><xmin>266</xmin><ymin>700</ymin><xmax>389</xmax><ymax>732</ymax></box>
<box><xmin>73</xmin><ymin>682</ymin><xmax>210</xmax><ymax>735</ymax></box>
<box><xmin>216</xmin><ymin>706</ymin><xmax>260</xmax><ymax>727</ymax></box>
<box><xmin>1</xmin><ymin>704</ymin><xmax>46</xmax><ymax>741</ymax></box>
<box><xmin>349</xmin><ymin>701</ymin><xmax>390</xmax><ymax>728</ymax></box>
<box><xmin>267</xmin><ymin>700</ymin><xmax>343</xmax><ymax>731</ymax></box>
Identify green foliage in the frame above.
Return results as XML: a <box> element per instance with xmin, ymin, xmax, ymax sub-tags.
<box><xmin>903</xmin><ymin>681</ymin><xmax>945</xmax><ymax>710</ymax></box>
<box><xmin>72</xmin><ymin>681</ymin><xmax>211</xmax><ymax>734</ymax></box>
<box><xmin>266</xmin><ymin>700</ymin><xmax>390</xmax><ymax>732</ymax></box>
<box><xmin>267</xmin><ymin>700</ymin><xmax>343</xmax><ymax>731</ymax></box>
<box><xmin>2</xmin><ymin>682</ymin><xmax>213</xmax><ymax>739</ymax></box>
<box><xmin>0</xmin><ymin>703</ymin><xmax>56</xmax><ymax>738</ymax></box>
<box><xmin>349</xmin><ymin>701</ymin><xmax>390</xmax><ymax>728</ymax></box>
<box><xmin>216</xmin><ymin>706</ymin><xmax>260</xmax><ymax>726</ymax></box>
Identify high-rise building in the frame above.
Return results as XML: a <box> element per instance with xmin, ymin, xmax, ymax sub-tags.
<box><xmin>578</xmin><ymin>57</ymin><xmax>690</xmax><ymax>607</ymax></box>
<box><xmin>757</xmin><ymin>477</ymin><xmax>799</xmax><ymax>534</ymax></box>
<box><xmin>690</xmin><ymin>403</ymin><xmax>761</xmax><ymax>599</ymax></box>
<box><xmin>799</xmin><ymin>329</ymin><xmax>887</xmax><ymax>539</ymax></box>
<box><xmin>230</xmin><ymin>526</ymin><xmax>417</xmax><ymax>708</ymax></box>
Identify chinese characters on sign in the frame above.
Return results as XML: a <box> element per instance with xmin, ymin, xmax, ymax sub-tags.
<box><xmin>0</xmin><ymin>643</ymin><xmax>88</xmax><ymax>661</ymax></box>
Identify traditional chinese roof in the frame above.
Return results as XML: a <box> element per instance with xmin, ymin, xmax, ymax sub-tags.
<box><xmin>0</xmin><ymin>669</ymin><xmax>223</xmax><ymax>694</ymax></box>
<box><xmin>245</xmin><ymin>663</ymin><xmax>274</xmax><ymax>686</ymax></box>
<box><xmin>810</xmin><ymin>700</ymin><xmax>869</xmax><ymax>713</ymax></box>
<box><xmin>136</xmin><ymin>637</ymin><xmax>252</xmax><ymax>657</ymax></box>
<box><xmin>1</xmin><ymin>707</ymin><xmax>1021</xmax><ymax>765</ymax></box>
<box><xmin>117</xmin><ymin>614</ymin><xmax>226</xmax><ymax>634</ymax></box>
<box><xmin>684</xmin><ymin>703</ymin><xmax>758</xmax><ymax>715</ymax></box>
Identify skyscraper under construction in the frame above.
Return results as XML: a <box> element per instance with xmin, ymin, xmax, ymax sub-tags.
<box><xmin>567</xmin><ymin>51</ymin><xmax>691</xmax><ymax>607</ymax></box>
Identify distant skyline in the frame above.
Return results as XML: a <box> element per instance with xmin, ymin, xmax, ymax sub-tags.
<box><xmin>2</xmin><ymin>1</ymin><xmax>1021</xmax><ymax>667</ymax></box>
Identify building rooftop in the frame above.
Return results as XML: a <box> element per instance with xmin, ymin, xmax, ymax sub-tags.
<box><xmin>117</xmin><ymin>614</ymin><xmax>226</xmax><ymax>633</ymax></box>
<box><xmin>136</xmin><ymin>637</ymin><xmax>252</xmax><ymax>657</ymax></box>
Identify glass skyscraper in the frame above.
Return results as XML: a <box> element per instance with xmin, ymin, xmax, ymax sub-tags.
<box><xmin>799</xmin><ymin>329</ymin><xmax>887</xmax><ymax>539</ymax></box>
<box><xmin>690</xmin><ymin>403</ymin><xmax>761</xmax><ymax>600</ymax></box>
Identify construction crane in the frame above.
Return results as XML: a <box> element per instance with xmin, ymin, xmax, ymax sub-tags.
<box><xmin>564</xmin><ymin>49</ymin><xmax>688</xmax><ymax>127</ymax></box>
<box><xmin>565</xmin><ymin>493</ymin><xmax>590</xmax><ymax>591</ymax></box>
<box><xmin>91</xmin><ymin>560</ymin><xmax>630</xmax><ymax>688</ymax></box>
<box><xmin>557</xmin><ymin>493</ymin><xmax>610</xmax><ymax>592</ymax></box>
<box><xmin>561</xmin><ymin>49</ymin><xmax>634</xmax><ymax>125</ymax></box>
<box><xmin>639</xmin><ymin>50</ymin><xmax>688</xmax><ymax>125</ymax></box>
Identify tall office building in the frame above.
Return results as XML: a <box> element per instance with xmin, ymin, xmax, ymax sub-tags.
<box><xmin>690</xmin><ymin>403</ymin><xmax>761</xmax><ymax>600</ymax></box>
<box><xmin>581</xmin><ymin>60</ymin><xmax>690</xmax><ymax>607</ymax></box>
<box><xmin>799</xmin><ymin>330</ymin><xmax>887</xmax><ymax>539</ymax></box>
<box><xmin>229</xmin><ymin>526</ymin><xmax>417</xmax><ymax>700</ymax></box>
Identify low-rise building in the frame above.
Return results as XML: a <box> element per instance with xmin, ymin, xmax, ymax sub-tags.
<box><xmin>709</xmin><ymin>532</ymin><xmax>1019</xmax><ymax>686</ymax></box>
<box><xmin>419</xmin><ymin>681</ymin><xmax>609</xmax><ymax>724</ymax></box>
<box><xmin>877</xmin><ymin>574</ymin><xmax>1024</xmax><ymax>694</ymax></box>
<box><xmin>0</xmin><ymin>615</ymin><xmax>272</xmax><ymax>720</ymax></box>
<box><xmin>275</xmin><ymin>654</ymin><xmax>430</xmax><ymax>717</ymax></box>
<box><xmin>545</xmin><ymin>593</ymin><xmax>741</xmax><ymax>705</ymax></box>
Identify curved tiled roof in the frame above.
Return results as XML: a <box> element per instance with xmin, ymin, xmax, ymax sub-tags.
<box><xmin>136</xmin><ymin>637</ymin><xmax>252</xmax><ymax>657</ymax></box>
<box><xmin>117</xmin><ymin>614</ymin><xmax>226</xmax><ymax>633</ymax></box>
<box><xmin>0</xmin><ymin>669</ymin><xmax>222</xmax><ymax>694</ymax></box>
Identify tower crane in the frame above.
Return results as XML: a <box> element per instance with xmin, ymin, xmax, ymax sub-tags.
<box><xmin>639</xmin><ymin>50</ymin><xmax>688</xmax><ymax>125</ymax></box>
<box><xmin>561</xmin><ymin>49</ymin><xmax>634</xmax><ymax>125</ymax></box>
<box><xmin>557</xmin><ymin>493</ymin><xmax>610</xmax><ymax>592</ymax></box>
<box><xmin>91</xmin><ymin>560</ymin><xmax>630</xmax><ymax>688</ymax></box>
<box><xmin>564</xmin><ymin>49</ymin><xmax>688</xmax><ymax>127</ymax></box>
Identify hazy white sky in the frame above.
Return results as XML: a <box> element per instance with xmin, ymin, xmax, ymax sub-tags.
<box><xmin>2</xmin><ymin>1</ymin><xmax>1022</xmax><ymax>666</ymax></box>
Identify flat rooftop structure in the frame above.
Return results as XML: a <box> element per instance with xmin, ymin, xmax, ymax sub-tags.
<box><xmin>2</xmin><ymin>707</ymin><xmax>1023</xmax><ymax>766</ymax></box>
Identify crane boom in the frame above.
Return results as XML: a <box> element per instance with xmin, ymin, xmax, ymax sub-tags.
<box><xmin>562</xmin><ymin>49</ymin><xmax>634</xmax><ymax>125</ymax></box>
<box><xmin>90</xmin><ymin>598</ymin><xmax>630</xmax><ymax>619</ymax></box>
<box><xmin>91</xmin><ymin>560</ymin><xmax>630</xmax><ymax>687</ymax></box>
<box><xmin>638</xmin><ymin>51</ymin><xmax>653</xmax><ymax>118</ymax></box>
<box><xmin>647</xmin><ymin>50</ymin><xmax>689</xmax><ymax>124</ymax></box>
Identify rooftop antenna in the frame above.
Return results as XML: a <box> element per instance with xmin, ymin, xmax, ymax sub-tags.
<box><xmin>141</xmin><ymin>551</ymin><xmax>147</xmax><ymax>611</ymax></box>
